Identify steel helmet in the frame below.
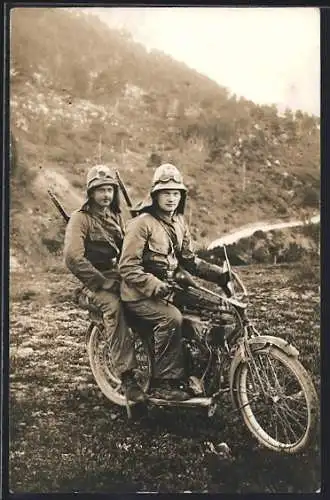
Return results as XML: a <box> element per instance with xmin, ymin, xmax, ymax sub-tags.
<box><xmin>85</xmin><ymin>164</ymin><xmax>121</xmax><ymax>213</ymax></box>
<box><xmin>86</xmin><ymin>164</ymin><xmax>118</xmax><ymax>193</ymax></box>
<box><xmin>150</xmin><ymin>163</ymin><xmax>187</xmax><ymax>194</ymax></box>
<box><xmin>134</xmin><ymin>163</ymin><xmax>187</xmax><ymax>215</ymax></box>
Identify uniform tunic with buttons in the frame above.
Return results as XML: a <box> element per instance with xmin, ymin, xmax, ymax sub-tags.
<box><xmin>64</xmin><ymin>203</ymin><xmax>124</xmax><ymax>292</ymax></box>
<box><xmin>119</xmin><ymin>210</ymin><xmax>199</xmax><ymax>302</ymax></box>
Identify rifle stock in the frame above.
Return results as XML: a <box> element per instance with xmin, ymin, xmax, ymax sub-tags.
<box><xmin>47</xmin><ymin>189</ymin><xmax>70</xmax><ymax>223</ymax></box>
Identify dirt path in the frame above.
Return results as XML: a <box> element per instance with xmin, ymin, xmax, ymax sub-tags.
<box><xmin>208</xmin><ymin>213</ymin><xmax>320</xmax><ymax>249</ymax></box>
<box><xmin>9</xmin><ymin>264</ymin><xmax>320</xmax><ymax>493</ymax></box>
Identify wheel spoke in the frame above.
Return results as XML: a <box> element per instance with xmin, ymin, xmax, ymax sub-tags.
<box><xmin>236</xmin><ymin>348</ymin><xmax>314</xmax><ymax>452</ymax></box>
<box><xmin>283</xmin><ymin>403</ymin><xmax>307</xmax><ymax>422</ymax></box>
<box><xmin>88</xmin><ymin>328</ymin><xmax>151</xmax><ymax>400</ymax></box>
<box><xmin>273</xmin><ymin>406</ymin><xmax>293</xmax><ymax>443</ymax></box>
<box><xmin>280</xmin><ymin>399</ymin><xmax>307</xmax><ymax>429</ymax></box>
<box><xmin>249</xmin><ymin>356</ymin><xmax>269</xmax><ymax>394</ymax></box>
<box><xmin>286</xmin><ymin>390</ymin><xmax>304</xmax><ymax>401</ymax></box>
<box><xmin>275</xmin><ymin>404</ymin><xmax>300</xmax><ymax>442</ymax></box>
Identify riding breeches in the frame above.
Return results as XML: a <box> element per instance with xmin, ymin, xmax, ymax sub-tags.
<box><xmin>124</xmin><ymin>297</ymin><xmax>185</xmax><ymax>380</ymax></box>
<box><xmin>90</xmin><ymin>289</ymin><xmax>137</xmax><ymax>377</ymax></box>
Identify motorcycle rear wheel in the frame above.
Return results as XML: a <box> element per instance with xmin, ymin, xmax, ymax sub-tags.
<box><xmin>87</xmin><ymin>324</ymin><xmax>152</xmax><ymax>406</ymax></box>
<box><xmin>235</xmin><ymin>346</ymin><xmax>319</xmax><ymax>454</ymax></box>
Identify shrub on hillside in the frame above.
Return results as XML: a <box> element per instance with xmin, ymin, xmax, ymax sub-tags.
<box><xmin>10</xmin><ymin>136</ymin><xmax>37</xmax><ymax>192</ymax></box>
<box><xmin>282</xmin><ymin>242</ymin><xmax>305</xmax><ymax>262</ymax></box>
<box><xmin>301</xmin><ymin>222</ymin><xmax>320</xmax><ymax>247</ymax></box>
<box><xmin>302</xmin><ymin>186</ymin><xmax>319</xmax><ymax>208</ymax></box>
<box><xmin>289</xmin><ymin>255</ymin><xmax>319</xmax><ymax>284</ymax></box>
<box><xmin>147</xmin><ymin>153</ymin><xmax>162</xmax><ymax>169</ymax></box>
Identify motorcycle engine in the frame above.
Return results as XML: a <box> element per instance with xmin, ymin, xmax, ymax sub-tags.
<box><xmin>206</xmin><ymin>312</ymin><xmax>238</xmax><ymax>346</ymax></box>
<box><xmin>182</xmin><ymin>338</ymin><xmax>209</xmax><ymax>379</ymax></box>
<box><xmin>182</xmin><ymin>317</ymin><xmax>210</xmax><ymax>378</ymax></box>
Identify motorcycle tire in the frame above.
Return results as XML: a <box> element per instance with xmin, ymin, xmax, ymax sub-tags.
<box><xmin>87</xmin><ymin>324</ymin><xmax>152</xmax><ymax>406</ymax></box>
<box><xmin>234</xmin><ymin>345</ymin><xmax>319</xmax><ymax>454</ymax></box>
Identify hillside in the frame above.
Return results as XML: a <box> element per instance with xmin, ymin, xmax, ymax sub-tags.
<box><xmin>9</xmin><ymin>7</ymin><xmax>320</xmax><ymax>269</ymax></box>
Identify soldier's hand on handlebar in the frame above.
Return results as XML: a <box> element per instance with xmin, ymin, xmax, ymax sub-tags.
<box><xmin>154</xmin><ymin>282</ymin><xmax>172</xmax><ymax>298</ymax></box>
<box><xmin>102</xmin><ymin>279</ymin><xmax>120</xmax><ymax>294</ymax></box>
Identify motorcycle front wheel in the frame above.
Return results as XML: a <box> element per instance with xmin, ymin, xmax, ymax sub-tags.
<box><xmin>234</xmin><ymin>346</ymin><xmax>319</xmax><ymax>454</ymax></box>
<box><xmin>87</xmin><ymin>324</ymin><xmax>152</xmax><ymax>406</ymax></box>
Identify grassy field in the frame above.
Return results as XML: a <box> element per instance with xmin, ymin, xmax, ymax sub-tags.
<box><xmin>8</xmin><ymin>263</ymin><xmax>320</xmax><ymax>493</ymax></box>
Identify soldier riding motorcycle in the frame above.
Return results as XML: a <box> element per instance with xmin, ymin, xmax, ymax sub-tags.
<box><xmin>118</xmin><ymin>163</ymin><xmax>232</xmax><ymax>401</ymax></box>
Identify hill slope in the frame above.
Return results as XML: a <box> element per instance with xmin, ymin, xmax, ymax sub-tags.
<box><xmin>9</xmin><ymin>8</ymin><xmax>320</xmax><ymax>268</ymax></box>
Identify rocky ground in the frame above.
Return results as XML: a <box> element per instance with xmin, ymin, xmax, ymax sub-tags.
<box><xmin>8</xmin><ymin>262</ymin><xmax>320</xmax><ymax>493</ymax></box>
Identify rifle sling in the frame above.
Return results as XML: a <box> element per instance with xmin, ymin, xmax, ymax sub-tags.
<box><xmin>88</xmin><ymin>213</ymin><xmax>121</xmax><ymax>257</ymax></box>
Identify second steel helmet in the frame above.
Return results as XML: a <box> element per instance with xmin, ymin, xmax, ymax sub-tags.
<box><xmin>150</xmin><ymin>163</ymin><xmax>187</xmax><ymax>194</ymax></box>
<box><xmin>86</xmin><ymin>164</ymin><xmax>118</xmax><ymax>193</ymax></box>
<box><xmin>131</xmin><ymin>163</ymin><xmax>188</xmax><ymax>215</ymax></box>
<box><xmin>85</xmin><ymin>164</ymin><xmax>121</xmax><ymax>213</ymax></box>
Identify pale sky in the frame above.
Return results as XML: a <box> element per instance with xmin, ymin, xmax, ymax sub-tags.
<box><xmin>84</xmin><ymin>7</ymin><xmax>320</xmax><ymax>116</ymax></box>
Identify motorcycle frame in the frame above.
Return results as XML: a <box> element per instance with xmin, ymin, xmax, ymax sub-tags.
<box><xmin>85</xmin><ymin>245</ymin><xmax>301</xmax><ymax>412</ymax></box>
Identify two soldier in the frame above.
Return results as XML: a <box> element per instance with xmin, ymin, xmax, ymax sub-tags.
<box><xmin>64</xmin><ymin>162</ymin><xmax>230</xmax><ymax>402</ymax></box>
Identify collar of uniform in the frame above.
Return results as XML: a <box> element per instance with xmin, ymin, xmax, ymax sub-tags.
<box><xmin>79</xmin><ymin>199</ymin><xmax>112</xmax><ymax>217</ymax></box>
<box><xmin>154</xmin><ymin>209</ymin><xmax>178</xmax><ymax>225</ymax></box>
<box><xmin>89</xmin><ymin>204</ymin><xmax>112</xmax><ymax>219</ymax></box>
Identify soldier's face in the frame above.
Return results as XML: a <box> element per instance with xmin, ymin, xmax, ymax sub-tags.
<box><xmin>91</xmin><ymin>185</ymin><xmax>114</xmax><ymax>208</ymax></box>
<box><xmin>156</xmin><ymin>189</ymin><xmax>181</xmax><ymax>214</ymax></box>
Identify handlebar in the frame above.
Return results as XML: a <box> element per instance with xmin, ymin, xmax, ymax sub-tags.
<box><xmin>165</xmin><ymin>245</ymin><xmax>248</xmax><ymax>309</ymax></box>
<box><xmin>167</xmin><ymin>276</ymin><xmax>247</xmax><ymax>311</ymax></box>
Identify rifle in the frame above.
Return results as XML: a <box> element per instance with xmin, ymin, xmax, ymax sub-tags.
<box><xmin>115</xmin><ymin>170</ymin><xmax>141</xmax><ymax>217</ymax></box>
<box><xmin>47</xmin><ymin>189</ymin><xmax>70</xmax><ymax>223</ymax></box>
<box><xmin>115</xmin><ymin>170</ymin><xmax>133</xmax><ymax>210</ymax></box>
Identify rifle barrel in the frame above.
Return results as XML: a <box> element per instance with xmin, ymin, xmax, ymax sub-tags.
<box><xmin>115</xmin><ymin>170</ymin><xmax>132</xmax><ymax>208</ymax></box>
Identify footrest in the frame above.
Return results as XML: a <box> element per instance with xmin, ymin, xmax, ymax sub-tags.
<box><xmin>147</xmin><ymin>396</ymin><xmax>213</xmax><ymax>407</ymax></box>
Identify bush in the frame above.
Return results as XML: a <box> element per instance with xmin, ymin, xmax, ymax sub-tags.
<box><xmin>301</xmin><ymin>223</ymin><xmax>320</xmax><ymax>247</ymax></box>
<box><xmin>252</xmin><ymin>244</ymin><xmax>270</xmax><ymax>263</ymax></box>
<box><xmin>41</xmin><ymin>237</ymin><xmax>63</xmax><ymax>255</ymax></box>
<box><xmin>283</xmin><ymin>242</ymin><xmax>305</xmax><ymax>262</ymax></box>
<box><xmin>10</xmin><ymin>141</ymin><xmax>37</xmax><ymax>194</ymax></box>
<box><xmin>147</xmin><ymin>153</ymin><xmax>162</xmax><ymax>168</ymax></box>
<box><xmin>302</xmin><ymin>186</ymin><xmax>319</xmax><ymax>208</ymax></box>
<box><xmin>290</xmin><ymin>255</ymin><xmax>319</xmax><ymax>284</ymax></box>
<box><xmin>253</xmin><ymin>230</ymin><xmax>267</xmax><ymax>240</ymax></box>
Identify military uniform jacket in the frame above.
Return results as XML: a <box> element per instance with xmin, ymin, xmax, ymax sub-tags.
<box><xmin>119</xmin><ymin>211</ymin><xmax>200</xmax><ymax>301</ymax></box>
<box><xmin>64</xmin><ymin>204</ymin><xmax>124</xmax><ymax>292</ymax></box>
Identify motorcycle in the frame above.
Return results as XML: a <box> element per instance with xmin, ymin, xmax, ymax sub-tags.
<box><xmin>80</xmin><ymin>246</ymin><xmax>318</xmax><ymax>455</ymax></box>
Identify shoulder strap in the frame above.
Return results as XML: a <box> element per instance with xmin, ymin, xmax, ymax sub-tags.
<box><xmin>88</xmin><ymin>213</ymin><xmax>121</xmax><ymax>256</ymax></box>
<box><xmin>155</xmin><ymin>217</ymin><xmax>180</xmax><ymax>257</ymax></box>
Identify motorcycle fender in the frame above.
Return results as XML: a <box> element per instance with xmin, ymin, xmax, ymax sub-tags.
<box><xmin>229</xmin><ymin>335</ymin><xmax>299</xmax><ymax>408</ymax></box>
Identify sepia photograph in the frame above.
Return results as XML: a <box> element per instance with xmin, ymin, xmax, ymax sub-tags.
<box><xmin>8</xmin><ymin>5</ymin><xmax>320</xmax><ymax>494</ymax></box>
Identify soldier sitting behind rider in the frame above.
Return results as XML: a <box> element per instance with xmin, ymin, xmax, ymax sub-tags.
<box><xmin>63</xmin><ymin>165</ymin><xmax>146</xmax><ymax>405</ymax></box>
<box><xmin>119</xmin><ymin>163</ymin><xmax>230</xmax><ymax>401</ymax></box>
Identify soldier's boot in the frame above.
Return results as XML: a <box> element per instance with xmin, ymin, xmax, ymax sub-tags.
<box><xmin>150</xmin><ymin>379</ymin><xmax>194</xmax><ymax>401</ymax></box>
<box><xmin>121</xmin><ymin>370</ymin><xmax>147</xmax><ymax>418</ymax></box>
